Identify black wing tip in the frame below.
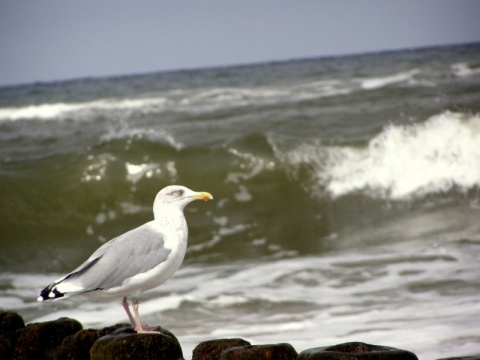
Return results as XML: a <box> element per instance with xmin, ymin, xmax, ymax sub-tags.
<box><xmin>37</xmin><ymin>286</ymin><xmax>65</xmax><ymax>301</ymax></box>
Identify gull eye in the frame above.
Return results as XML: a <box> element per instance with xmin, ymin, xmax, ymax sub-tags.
<box><xmin>170</xmin><ymin>189</ymin><xmax>184</xmax><ymax>197</ymax></box>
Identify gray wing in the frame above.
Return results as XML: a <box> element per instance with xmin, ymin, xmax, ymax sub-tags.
<box><xmin>63</xmin><ymin>223</ymin><xmax>171</xmax><ymax>291</ymax></box>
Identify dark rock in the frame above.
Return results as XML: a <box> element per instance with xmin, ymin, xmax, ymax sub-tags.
<box><xmin>0</xmin><ymin>311</ymin><xmax>25</xmax><ymax>334</ymax></box>
<box><xmin>220</xmin><ymin>343</ymin><xmax>298</xmax><ymax>360</ymax></box>
<box><xmin>10</xmin><ymin>317</ymin><xmax>82</xmax><ymax>360</ymax></box>
<box><xmin>0</xmin><ymin>334</ymin><xmax>14</xmax><ymax>360</ymax></box>
<box><xmin>0</xmin><ymin>311</ymin><xmax>26</xmax><ymax>359</ymax></box>
<box><xmin>90</xmin><ymin>327</ymin><xmax>183</xmax><ymax>360</ymax></box>
<box><xmin>298</xmin><ymin>342</ymin><xmax>418</xmax><ymax>360</ymax></box>
<box><xmin>192</xmin><ymin>338</ymin><xmax>251</xmax><ymax>360</ymax></box>
<box><xmin>108</xmin><ymin>325</ymin><xmax>137</xmax><ymax>335</ymax></box>
<box><xmin>46</xmin><ymin>324</ymin><xmax>127</xmax><ymax>360</ymax></box>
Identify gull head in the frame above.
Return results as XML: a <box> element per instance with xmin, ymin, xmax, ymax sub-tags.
<box><xmin>153</xmin><ymin>185</ymin><xmax>213</xmax><ymax>215</ymax></box>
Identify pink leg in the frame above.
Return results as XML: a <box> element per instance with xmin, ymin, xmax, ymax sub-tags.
<box><xmin>132</xmin><ymin>298</ymin><xmax>159</xmax><ymax>333</ymax></box>
<box><xmin>122</xmin><ymin>297</ymin><xmax>136</xmax><ymax>329</ymax></box>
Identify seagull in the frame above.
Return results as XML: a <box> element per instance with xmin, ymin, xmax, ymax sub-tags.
<box><xmin>37</xmin><ymin>185</ymin><xmax>213</xmax><ymax>333</ymax></box>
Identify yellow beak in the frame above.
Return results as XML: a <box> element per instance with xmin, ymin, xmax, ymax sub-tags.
<box><xmin>190</xmin><ymin>191</ymin><xmax>213</xmax><ymax>201</ymax></box>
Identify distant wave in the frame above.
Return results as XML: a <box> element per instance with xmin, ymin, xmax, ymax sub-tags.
<box><xmin>451</xmin><ymin>62</ymin><xmax>480</xmax><ymax>78</ymax></box>
<box><xmin>271</xmin><ymin>111</ymin><xmax>480</xmax><ymax>200</ymax></box>
<box><xmin>0</xmin><ymin>97</ymin><xmax>169</xmax><ymax>121</ymax></box>
<box><xmin>0</xmin><ymin>102</ymin><xmax>83</xmax><ymax>120</ymax></box>
<box><xmin>360</xmin><ymin>69</ymin><xmax>420</xmax><ymax>90</ymax></box>
<box><xmin>0</xmin><ymin>70</ymin><xmax>429</xmax><ymax>122</ymax></box>
<box><xmin>0</xmin><ymin>84</ymin><xmax>349</xmax><ymax>121</ymax></box>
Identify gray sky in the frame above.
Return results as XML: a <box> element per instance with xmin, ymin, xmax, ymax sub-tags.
<box><xmin>1</xmin><ymin>0</ymin><xmax>480</xmax><ymax>87</ymax></box>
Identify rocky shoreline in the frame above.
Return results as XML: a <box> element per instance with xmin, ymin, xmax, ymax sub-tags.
<box><xmin>0</xmin><ymin>311</ymin><xmax>477</xmax><ymax>360</ymax></box>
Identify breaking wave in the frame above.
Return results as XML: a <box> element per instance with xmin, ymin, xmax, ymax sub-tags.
<box><xmin>271</xmin><ymin>111</ymin><xmax>480</xmax><ymax>200</ymax></box>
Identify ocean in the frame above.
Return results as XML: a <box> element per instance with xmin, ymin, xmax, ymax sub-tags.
<box><xmin>1</xmin><ymin>43</ymin><xmax>480</xmax><ymax>359</ymax></box>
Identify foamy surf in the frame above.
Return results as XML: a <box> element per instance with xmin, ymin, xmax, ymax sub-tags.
<box><xmin>14</xmin><ymin>242</ymin><xmax>480</xmax><ymax>360</ymax></box>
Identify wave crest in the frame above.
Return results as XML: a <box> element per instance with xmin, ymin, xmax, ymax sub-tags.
<box><xmin>272</xmin><ymin>112</ymin><xmax>480</xmax><ymax>200</ymax></box>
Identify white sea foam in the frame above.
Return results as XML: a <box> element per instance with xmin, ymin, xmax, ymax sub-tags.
<box><xmin>273</xmin><ymin>112</ymin><xmax>480</xmax><ymax>200</ymax></box>
<box><xmin>100</xmin><ymin>125</ymin><xmax>184</xmax><ymax>150</ymax></box>
<box><xmin>178</xmin><ymin>86</ymin><xmax>309</xmax><ymax>113</ymax></box>
<box><xmin>125</xmin><ymin>162</ymin><xmax>161</xmax><ymax>184</ymax></box>
<box><xmin>0</xmin><ymin>97</ymin><xmax>168</xmax><ymax>121</ymax></box>
<box><xmin>360</xmin><ymin>69</ymin><xmax>420</xmax><ymax>90</ymax></box>
<box><xmin>451</xmin><ymin>62</ymin><xmax>480</xmax><ymax>77</ymax></box>
<box><xmin>0</xmin><ymin>103</ymin><xmax>84</xmax><ymax>121</ymax></box>
<box><xmin>290</xmin><ymin>79</ymin><xmax>354</xmax><ymax>100</ymax></box>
